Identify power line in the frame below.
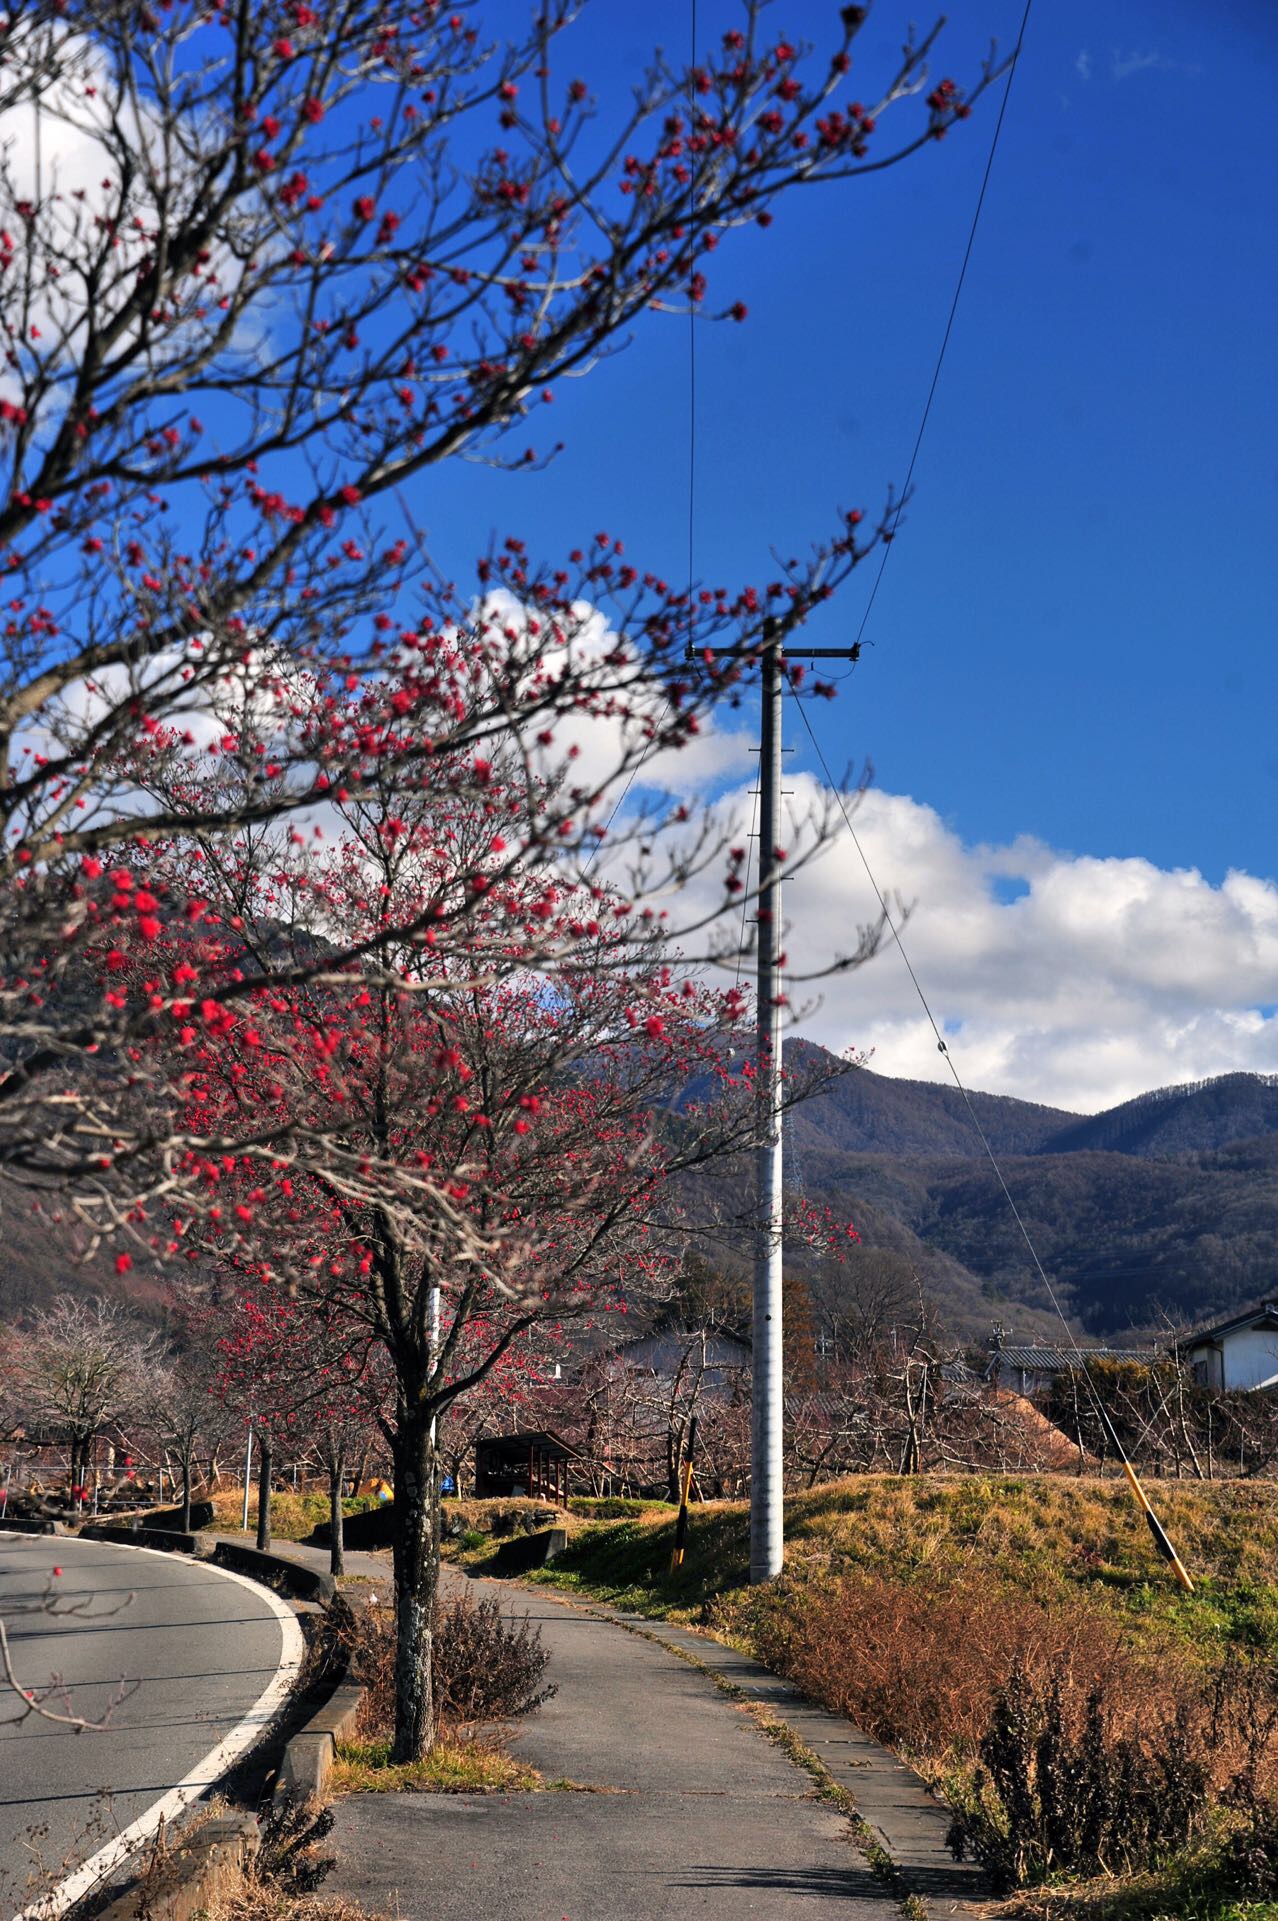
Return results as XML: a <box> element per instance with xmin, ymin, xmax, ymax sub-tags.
<box><xmin>852</xmin><ymin>0</ymin><xmax>1034</xmax><ymax>654</ymax></box>
<box><xmin>793</xmin><ymin>693</ymin><xmax>1195</xmax><ymax>1590</ymax></box>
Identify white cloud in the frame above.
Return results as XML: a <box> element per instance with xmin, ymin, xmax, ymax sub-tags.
<box><xmin>659</xmin><ymin>759</ymin><xmax>1278</xmax><ymax>1115</ymax></box>
<box><xmin>1109</xmin><ymin>49</ymin><xmax>1201</xmax><ymax>83</ymax></box>
<box><xmin>1075</xmin><ymin>49</ymin><xmax>1092</xmax><ymax>81</ymax></box>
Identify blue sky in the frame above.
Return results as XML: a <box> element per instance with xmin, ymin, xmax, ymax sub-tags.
<box><xmin>403</xmin><ymin>1</ymin><xmax>1277</xmax><ymax>1107</ymax></box>
<box><xmin>424</xmin><ymin>0</ymin><xmax>1275</xmax><ymax>879</ymax></box>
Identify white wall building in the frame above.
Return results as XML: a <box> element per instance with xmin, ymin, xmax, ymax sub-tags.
<box><xmin>1182</xmin><ymin>1302</ymin><xmax>1278</xmax><ymax>1393</ymax></box>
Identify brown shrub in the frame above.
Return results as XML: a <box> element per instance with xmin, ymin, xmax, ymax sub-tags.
<box><xmin>946</xmin><ymin>1666</ymin><xmax>1215</xmax><ymax>1888</ymax></box>
<box><xmin>348</xmin><ymin>1587</ymin><xmax>554</xmax><ymax>1742</ymax></box>
<box><xmin>730</xmin><ymin>1573</ymin><xmax>1183</xmax><ymax>1764</ymax></box>
<box><xmin>731</xmin><ymin>1573</ymin><xmax>1278</xmax><ymax>1892</ymax></box>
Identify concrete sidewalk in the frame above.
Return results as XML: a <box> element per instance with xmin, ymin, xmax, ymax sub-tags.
<box><xmin>217</xmin><ymin>1534</ymin><xmax>984</xmax><ymax>1916</ymax></box>
<box><xmin>326</xmin><ymin>1574</ymin><xmax>901</xmax><ymax>1921</ymax></box>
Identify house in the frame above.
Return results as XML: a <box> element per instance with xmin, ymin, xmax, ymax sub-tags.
<box><xmin>613</xmin><ymin>1329</ymin><xmax>750</xmax><ymax>1392</ymax></box>
<box><xmin>1177</xmin><ymin>1301</ymin><xmax>1278</xmax><ymax>1393</ymax></box>
<box><xmin>985</xmin><ymin>1327</ymin><xmax>1158</xmax><ymax>1397</ymax></box>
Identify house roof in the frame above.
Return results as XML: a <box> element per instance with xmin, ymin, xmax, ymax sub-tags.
<box><xmin>474</xmin><ymin>1428</ymin><xmax>579</xmax><ymax>1460</ymax></box>
<box><xmin>991</xmin><ymin>1344</ymin><xmax>1157</xmax><ymax>1375</ymax></box>
<box><xmin>1178</xmin><ymin>1301</ymin><xmax>1278</xmax><ymax>1348</ymax></box>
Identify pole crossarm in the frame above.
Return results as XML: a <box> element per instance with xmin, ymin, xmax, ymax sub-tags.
<box><xmin>691</xmin><ymin>645</ymin><xmax>861</xmax><ymax>661</ymax></box>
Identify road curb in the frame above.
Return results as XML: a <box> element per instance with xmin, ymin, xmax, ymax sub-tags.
<box><xmin>273</xmin><ymin>1680</ymin><xmax>367</xmax><ymax>1809</ymax></box>
<box><xmin>90</xmin><ymin>1814</ymin><xmax>261</xmax><ymax>1921</ymax></box>
<box><xmin>211</xmin><ymin>1537</ymin><xmax>337</xmax><ymax>1605</ymax></box>
<box><xmin>79</xmin><ymin>1522</ymin><xmax>205</xmax><ymax>1554</ymax></box>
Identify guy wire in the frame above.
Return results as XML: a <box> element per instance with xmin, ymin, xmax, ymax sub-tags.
<box><xmin>792</xmin><ymin>691</ymin><xmax>1195</xmax><ymax>1593</ymax></box>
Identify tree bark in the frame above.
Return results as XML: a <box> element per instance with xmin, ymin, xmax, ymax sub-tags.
<box><xmin>181</xmin><ymin>1453</ymin><xmax>193</xmax><ymax>1533</ymax></box>
<box><xmin>329</xmin><ymin>1448</ymin><xmax>346</xmax><ymax>1579</ymax></box>
<box><xmin>390</xmin><ymin>1413</ymin><xmax>441</xmax><ymax>1763</ymax></box>
<box><xmin>256</xmin><ymin>1434</ymin><xmax>273</xmax><ymax>1551</ymax></box>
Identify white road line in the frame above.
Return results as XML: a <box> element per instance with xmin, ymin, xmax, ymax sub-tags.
<box><xmin>12</xmin><ymin>1540</ymin><xmax>306</xmax><ymax>1921</ymax></box>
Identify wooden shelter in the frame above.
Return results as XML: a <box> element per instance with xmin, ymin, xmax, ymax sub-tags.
<box><xmin>474</xmin><ymin>1429</ymin><xmax>576</xmax><ymax>1503</ymax></box>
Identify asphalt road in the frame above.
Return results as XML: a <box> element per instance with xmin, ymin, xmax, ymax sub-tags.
<box><xmin>0</xmin><ymin>1534</ymin><xmax>301</xmax><ymax>1918</ymax></box>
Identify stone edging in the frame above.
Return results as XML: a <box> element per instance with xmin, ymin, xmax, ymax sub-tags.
<box><xmin>92</xmin><ymin>1814</ymin><xmax>262</xmax><ymax>1921</ymax></box>
<box><xmin>272</xmin><ymin>1679</ymin><xmax>366</xmax><ymax>1809</ymax></box>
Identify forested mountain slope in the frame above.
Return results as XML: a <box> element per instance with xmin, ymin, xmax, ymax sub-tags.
<box><xmin>8</xmin><ymin>1057</ymin><xmax>1278</xmax><ymax>1348</ymax></box>
<box><xmin>785</xmin><ymin>1061</ymin><xmax>1278</xmax><ymax>1340</ymax></box>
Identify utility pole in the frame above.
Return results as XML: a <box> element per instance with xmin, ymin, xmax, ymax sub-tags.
<box><xmin>751</xmin><ymin>626</ymin><xmax>784</xmax><ymax>1582</ymax></box>
<box><xmin>241</xmin><ymin>1419</ymin><xmax>254</xmax><ymax>1533</ymax></box>
<box><xmin>697</xmin><ymin>621</ymin><xmax>858</xmax><ymax>1583</ymax></box>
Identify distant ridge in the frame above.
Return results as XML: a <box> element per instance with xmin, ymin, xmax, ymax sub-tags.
<box><xmin>777</xmin><ymin>1056</ymin><xmax>1278</xmax><ymax>1341</ymax></box>
<box><xmin>1038</xmin><ymin>1072</ymin><xmax>1278</xmax><ymax>1160</ymax></box>
<box><xmin>786</xmin><ymin>1049</ymin><xmax>1077</xmax><ymax>1160</ymax></box>
<box><xmin>786</xmin><ymin>1054</ymin><xmax>1278</xmax><ymax>1166</ymax></box>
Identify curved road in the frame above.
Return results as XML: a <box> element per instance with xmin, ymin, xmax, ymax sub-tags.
<box><xmin>0</xmin><ymin>1535</ymin><xmax>301</xmax><ymax>1918</ymax></box>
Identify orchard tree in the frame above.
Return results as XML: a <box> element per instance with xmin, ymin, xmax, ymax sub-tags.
<box><xmin>216</xmin><ymin>1287</ymin><xmax>389</xmax><ymax>1573</ymax></box>
<box><xmin>0</xmin><ymin>0</ymin><xmax>999</xmax><ymax>1217</ymax></box>
<box><xmin>20</xmin><ymin>1294</ymin><xmax>162</xmax><ymax>1499</ymax></box>
<box><xmin>154</xmin><ymin>767</ymin><xmax>826</xmax><ymax>1760</ymax></box>
<box><xmin>141</xmin><ymin>1344</ymin><xmax>235</xmax><ymax>1529</ymax></box>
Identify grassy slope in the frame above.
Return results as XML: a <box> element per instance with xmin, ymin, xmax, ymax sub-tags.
<box><xmin>516</xmin><ymin>1474</ymin><xmax>1278</xmax><ymax>1656</ymax></box>
<box><xmin>203</xmin><ymin>1488</ymin><xmax>382</xmax><ymax>1541</ymax></box>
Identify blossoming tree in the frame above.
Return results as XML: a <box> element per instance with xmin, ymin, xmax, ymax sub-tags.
<box><xmin>0</xmin><ymin>0</ymin><xmax>996</xmax><ymax>1216</ymax></box>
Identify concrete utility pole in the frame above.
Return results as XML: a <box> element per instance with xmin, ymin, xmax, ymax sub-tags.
<box><xmin>699</xmin><ymin>621</ymin><xmax>858</xmax><ymax>1584</ymax></box>
<box><xmin>241</xmin><ymin>1421</ymin><xmax>254</xmax><ymax>1533</ymax></box>
<box><xmin>751</xmin><ymin>626</ymin><xmax>785</xmax><ymax>1583</ymax></box>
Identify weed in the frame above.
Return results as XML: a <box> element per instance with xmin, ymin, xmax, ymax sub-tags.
<box><xmin>947</xmin><ymin>1666</ymin><xmax>1213</xmax><ymax>1889</ymax></box>
<box><xmin>331</xmin><ymin>1736</ymin><xmax>540</xmax><ymax>1794</ymax></box>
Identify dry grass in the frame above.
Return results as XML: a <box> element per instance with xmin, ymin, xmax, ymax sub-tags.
<box><xmin>525</xmin><ymin>1474</ymin><xmax>1278</xmax><ymax>1658</ymax></box>
<box><xmin>206</xmin><ymin>1883</ymin><xmax>381</xmax><ymax>1921</ymax></box>
<box><xmin>727</xmin><ymin>1571</ymin><xmax>1189</xmax><ymax>1767</ymax></box>
<box><xmin>331</xmin><ymin>1735</ymin><xmax>540</xmax><ymax>1794</ymax></box>
<box><xmin>203</xmin><ymin>1487</ymin><xmax>381</xmax><ymax>1541</ymax></box>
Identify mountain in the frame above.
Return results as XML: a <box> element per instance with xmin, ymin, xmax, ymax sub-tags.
<box><xmin>1037</xmin><ymin>1074</ymin><xmax>1278</xmax><ymax>1160</ymax></box>
<box><xmin>785</xmin><ymin>1049</ymin><xmax>1075</xmax><ymax>1159</ymax></box>
<box><xmin>778</xmin><ymin>1058</ymin><xmax>1278</xmax><ymax>1344</ymax></box>
<box><xmin>9</xmin><ymin>1049</ymin><xmax>1278</xmax><ymax>1352</ymax></box>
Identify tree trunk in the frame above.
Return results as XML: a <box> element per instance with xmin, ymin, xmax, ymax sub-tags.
<box><xmin>390</xmin><ymin>1414</ymin><xmax>441</xmax><ymax>1763</ymax></box>
<box><xmin>181</xmin><ymin>1453</ymin><xmax>193</xmax><ymax>1533</ymax></box>
<box><xmin>329</xmin><ymin>1449</ymin><xmax>346</xmax><ymax>1579</ymax></box>
<box><xmin>256</xmin><ymin>1434</ymin><xmax>273</xmax><ymax>1551</ymax></box>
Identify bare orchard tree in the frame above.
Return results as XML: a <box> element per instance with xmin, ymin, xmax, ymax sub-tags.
<box><xmin>139</xmin><ymin>1347</ymin><xmax>237</xmax><ymax>1530</ymax></box>
<box><xmin>0</xmin><ymin>0</ymin><xmax>1000</xmax><ymax>1209</ymax></box>
<box><xmin>19</xmin><ymin>1295</ymin><xmax>163</xmax><ymax>1503</ymax></box>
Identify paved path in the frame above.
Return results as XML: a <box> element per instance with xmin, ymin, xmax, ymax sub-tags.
<box><xmin>198</xmin><ymin>1534</ymin><xmax>983</xmax><ymax>1914</ymax></box>
<box><xmin>327</xmin><ymin>1573</ymin><xmax>900</xmax><ymax>1921</ymax></box>
<box><xmin>204</xmin><ymin>1529</ymin><xmax>393</xmax><ymax>1585</ymax></box>
<box><xmin>0</xmin><ymin>1532</ymin><xmax>300</xmax><ymax>1918</ymax></box>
